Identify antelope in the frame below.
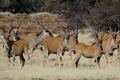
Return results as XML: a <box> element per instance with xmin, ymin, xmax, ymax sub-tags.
<box><xmin>73</xmin><ymin>34</ymin><xmax>103</xmax><ymax>68</ymax></box>
<box><xmin>55</xmin><ymin>30</ymin><xmax>79</xmax><ymax>66</ymax></box>
<box><xmin>10</xmin><ymin>22</ymin><xmax>54</xmax><ymax>67</ymax></box>
<box><xmin>117</xmin><ymin>41</ymin><xmax>120</xmax><ymax>64</ymax></box>
<box><xmin>114</xmin><ymin>31</ymin><xmax>120</xmax><ymax>47</ymax></box>
<box><xmin>2</xmin><ymin>22</ymin><xmax>22</xmax><ymax>57</ymax></box>
<box><xmin>3</xmin><ymin>27</ymin><xmax>30</xmax><ymax>68</ymax></box>
<box><xmin>11</xmin><ymin>22</ymin><xmax>54</xmax><ymax>54</ymax></box>
<box><xmin>98</xmin><ymin>33</ymin><xmax>116</xmax><ymax>64</ymax></box>
<box><xmin>68</xmin><ymin>30</ymin><xmax>79</xmax><ymax>66</ymax></box>
<box><xmin>54</xmin><ymin>25</ymin><xmax>79</xmax><ymax>66</ymax></box>
<box><xmin>112</xmin><ymin>31</ymin><xmax>120</xmax><ymax>64</ymax></box>
<box><xmin>109</xmin><ymin>31</ymin><xmax>120</xmax><ymax>65</ymax></box>
<box><xmin>42</xmin><ymin>30</ymin><xmax>70</xmax><ymax>68</ymax></box>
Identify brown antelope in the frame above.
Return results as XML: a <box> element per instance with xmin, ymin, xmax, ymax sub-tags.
<box><xmin>68</xmin><ymin>31</ymin><xmax>79</xmax><ymax>66</ymax></box>
<box><xmin>98</xmin><ymin>33</ymin><xmax>116</xmax><ymax>64</ymax></box>
<box><xmin>54</xmin><ymin>24</ymin><xmax>79</xmax><ymax>66</ymax></box>
<box><xmin>42</xmin><ymin>31</ymin><xmax>70</xmax><ymax>67</ymax></box>
<box><xmin>3</xmin><ymin>27</ymin><xmax>30</xmax><ymax>68</ymax></box>
<box><xmin>2</xmin><ymin>22</ymin><xmax>22</xmax><ymax>57</ymax></box>
<box><xmin>55</xmin><ymin>30</ymin><xmax>79</xmax><ymax>66</ymax></box>
<box><xmin>112</xmin><ymin>31</ymin><xmax>120</xmax><ymax>64</ymax></box>
<box><xmin>73</xmin><ymin>34</ymin><xmax>103</xmax><ymax>68</ymax></box>
<box><xmin>117</xmin><ymin>41</ymin><xmax>120</xmax><ymax>64</ymax></box>
<box><xmin>108</xmin><ymin>31</ymin><xmax>120</xmax><ymax>65</ymax></box>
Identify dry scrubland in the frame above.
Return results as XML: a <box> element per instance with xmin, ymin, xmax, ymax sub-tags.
<box><xmin>0</xmin><ymin>12</ymin><xmax>120</xmax><ymax>80</ymax></box>
<box><xmin>0</xmin><ymin>32</ymin><xmax>120</xmax><ymax>80</ymax></box>
<box><xmin>0</xmin><ymin>12</ymin><xmax>63</xmax><ymax>34</ymax></box>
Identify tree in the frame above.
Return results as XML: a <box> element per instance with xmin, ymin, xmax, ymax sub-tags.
<box><xmin>0</xmin><ymin>0</ymin><xmax>10</xmax><ymax>11</ymax></box>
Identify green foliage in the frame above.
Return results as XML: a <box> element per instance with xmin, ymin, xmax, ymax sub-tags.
<box><xmin>0</xmin><ymin>0</ymin><xmax>54</xmax><ymax>13</ymax></box>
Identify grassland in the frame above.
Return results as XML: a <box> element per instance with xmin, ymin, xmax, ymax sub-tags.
<box><xmin>0</xmin><ymin>32</ymin><xmax>120</xmax><ymax>80</ymax></box>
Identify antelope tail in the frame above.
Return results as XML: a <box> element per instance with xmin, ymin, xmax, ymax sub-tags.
<box><xmin>40</xmin><ymin>47</ymin><xmax>44</xmax><ymax>51</ymax></box>
<box><xmin>73</xmin><ymin>50</ymin><xmax>76</xmax><ymax>54</ymax></box>
<box><xmin>20</xmin><ymin>55</ymin><xmax>25</xmax><ymax>67</ymax></box>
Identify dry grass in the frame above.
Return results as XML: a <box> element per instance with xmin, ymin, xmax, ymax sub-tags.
<box><xmin>0</xmin><ymin>12</ymin><xmax>14</xmax><ymax>16</ymax></box>
<box><xmin>30</xmin><ymin>12</ymin><xmax>58</xmax><ymax>17</ymax></box>
<box><xmin>0</xmin><ymin>32</ymin><xmax>120</xmax><ymax>80</ymax></box>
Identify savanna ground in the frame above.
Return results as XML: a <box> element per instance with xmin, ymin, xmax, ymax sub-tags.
<box><xmin>0</xmin><ymin>32</ymin><xmax>120</xmax><ymax>80</ymax></box>
<box><xmin>0</xmin><ymin>12</ymin><xmax>120</xmax><ymax>80</ymax></box>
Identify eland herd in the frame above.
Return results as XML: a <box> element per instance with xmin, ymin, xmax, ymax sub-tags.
<box><xmin>1</xmin><ymin>21</ymin><xmax>120</xmax><ymax>69</ymax></box>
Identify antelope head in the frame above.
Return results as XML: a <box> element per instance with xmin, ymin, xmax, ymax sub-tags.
<box><xmin>2</xmin><ymin>24</ymin><xmax>15</xmax><ymax>50</ymax></box>
<box><xmin>95</xmin><ymin>34</ymin><xmax>104</xmax><ymax>52</ymax></box>
<box><xmin>69</xmin><ymin>25</ymin><xmax>80</xmax><ymax>43</ymax></box>
<box><xmin>37</xmin><ymin>21</ymin><xmax>54</xmax><ymax>37</ymax></box>
<box><xmin>10</xmin><ymin>21</ymin><xmax>22</xmax><ymax>37</ymax></box>
<box><xmin>34</xmin><ymin>21</ymin><xmax>54</xmax><ymax>47</ymax></box>
<box><xmin>60</xmin><ymin>24</ymin><xmax>70</xmax><ymax>50</ymax></box>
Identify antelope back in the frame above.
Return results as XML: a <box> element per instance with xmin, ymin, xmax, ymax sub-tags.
<box><xmin>63</xmin><ymin>33</ymin><xmax>70</xmax><ymax>50</ymax></box>
<box><xmin>36</xmin><ymin>29</ymin><xmax>54</xmax><ymax>46</ymax></box>
<box><xmin>55</xmin><ymin>33</ymin><xmax>70</xmax><ymax>50</ymax></box>
<box><xmin>115</xmin><ymin>33</ymin><xmax>120</xmax><ymax>47</ymax></box>
<box><xmin>99</xmin><ymin>33</ymin><xmax>116</xmax><ymax>53</ymax></box>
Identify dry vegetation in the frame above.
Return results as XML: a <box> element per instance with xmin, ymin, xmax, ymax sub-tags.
<box><xmin>0</xmin><ymin>0</ymin><xmax>120</xmax><ymax>80</ymax></box>
<box><xmin>0</xmin><ymin>32</ymin><xmax>120</xmax><ymax>80</ymax></box>
<box><xmin>0</xmin><ymin>12</ymin><xmax>120</xmax><ymax>80</ymax></box>
<box><xmin>0</xmin><ymin>12</ymin><xmax>64</xmax><ymax>34</ymax></box>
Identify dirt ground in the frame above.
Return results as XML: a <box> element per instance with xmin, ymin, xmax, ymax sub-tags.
<box><xmin>0</xmin><ymin>32</ymin><xmax>120</xmax><ymax>80</ymax></box>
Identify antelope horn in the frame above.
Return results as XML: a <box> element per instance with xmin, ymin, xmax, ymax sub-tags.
<box><xmin>17</xmin><ymin>20</ymin><xmax>23</xmax><ymax>29</ymax></box>
<box><xmin>60</xmin><ymin>24</ymin><xmax>66</xmax><ymax>33</ymax></box>
<box><xmin>109</xmin><ymin>26</ymin><xmax>112</xmax><ymax>34</ymax></box>
<box><xmin>117</xmin><ymin>30</ymin><xmax>120</xmax><ymax>34</ymax></box>
<box><xmin>9</xmin><ymin>22</ymin><xmax>14</xmax><ymax>34</ymax></box>
<box><xmin>7</xmin><ymin>22</ymin><xmax>14</xmax><ymax>39</ymax></box>
<box><xmin>37</xmin><ymin>21</ymin><xmax>46</xmax><ymax>30</ymax></box>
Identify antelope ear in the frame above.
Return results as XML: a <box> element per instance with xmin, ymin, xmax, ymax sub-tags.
<box><xmin>17</xmin><ymin>21</ymin><xmax>22</xmax><ymax>30</ymax></box>
<box><xmin>70</xmin><ymin>31</ymin><xmax>74</xmax><ymax>35</ymax></box>
<box><xmin>108</xmin><ymin>30</ymin><xmax>112</xmax><ymax>34</ymax></box>
<box><xmin>107</xmin><ymin>31</ymin><xmax>110</xmax><ymax>33</ymax></box>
